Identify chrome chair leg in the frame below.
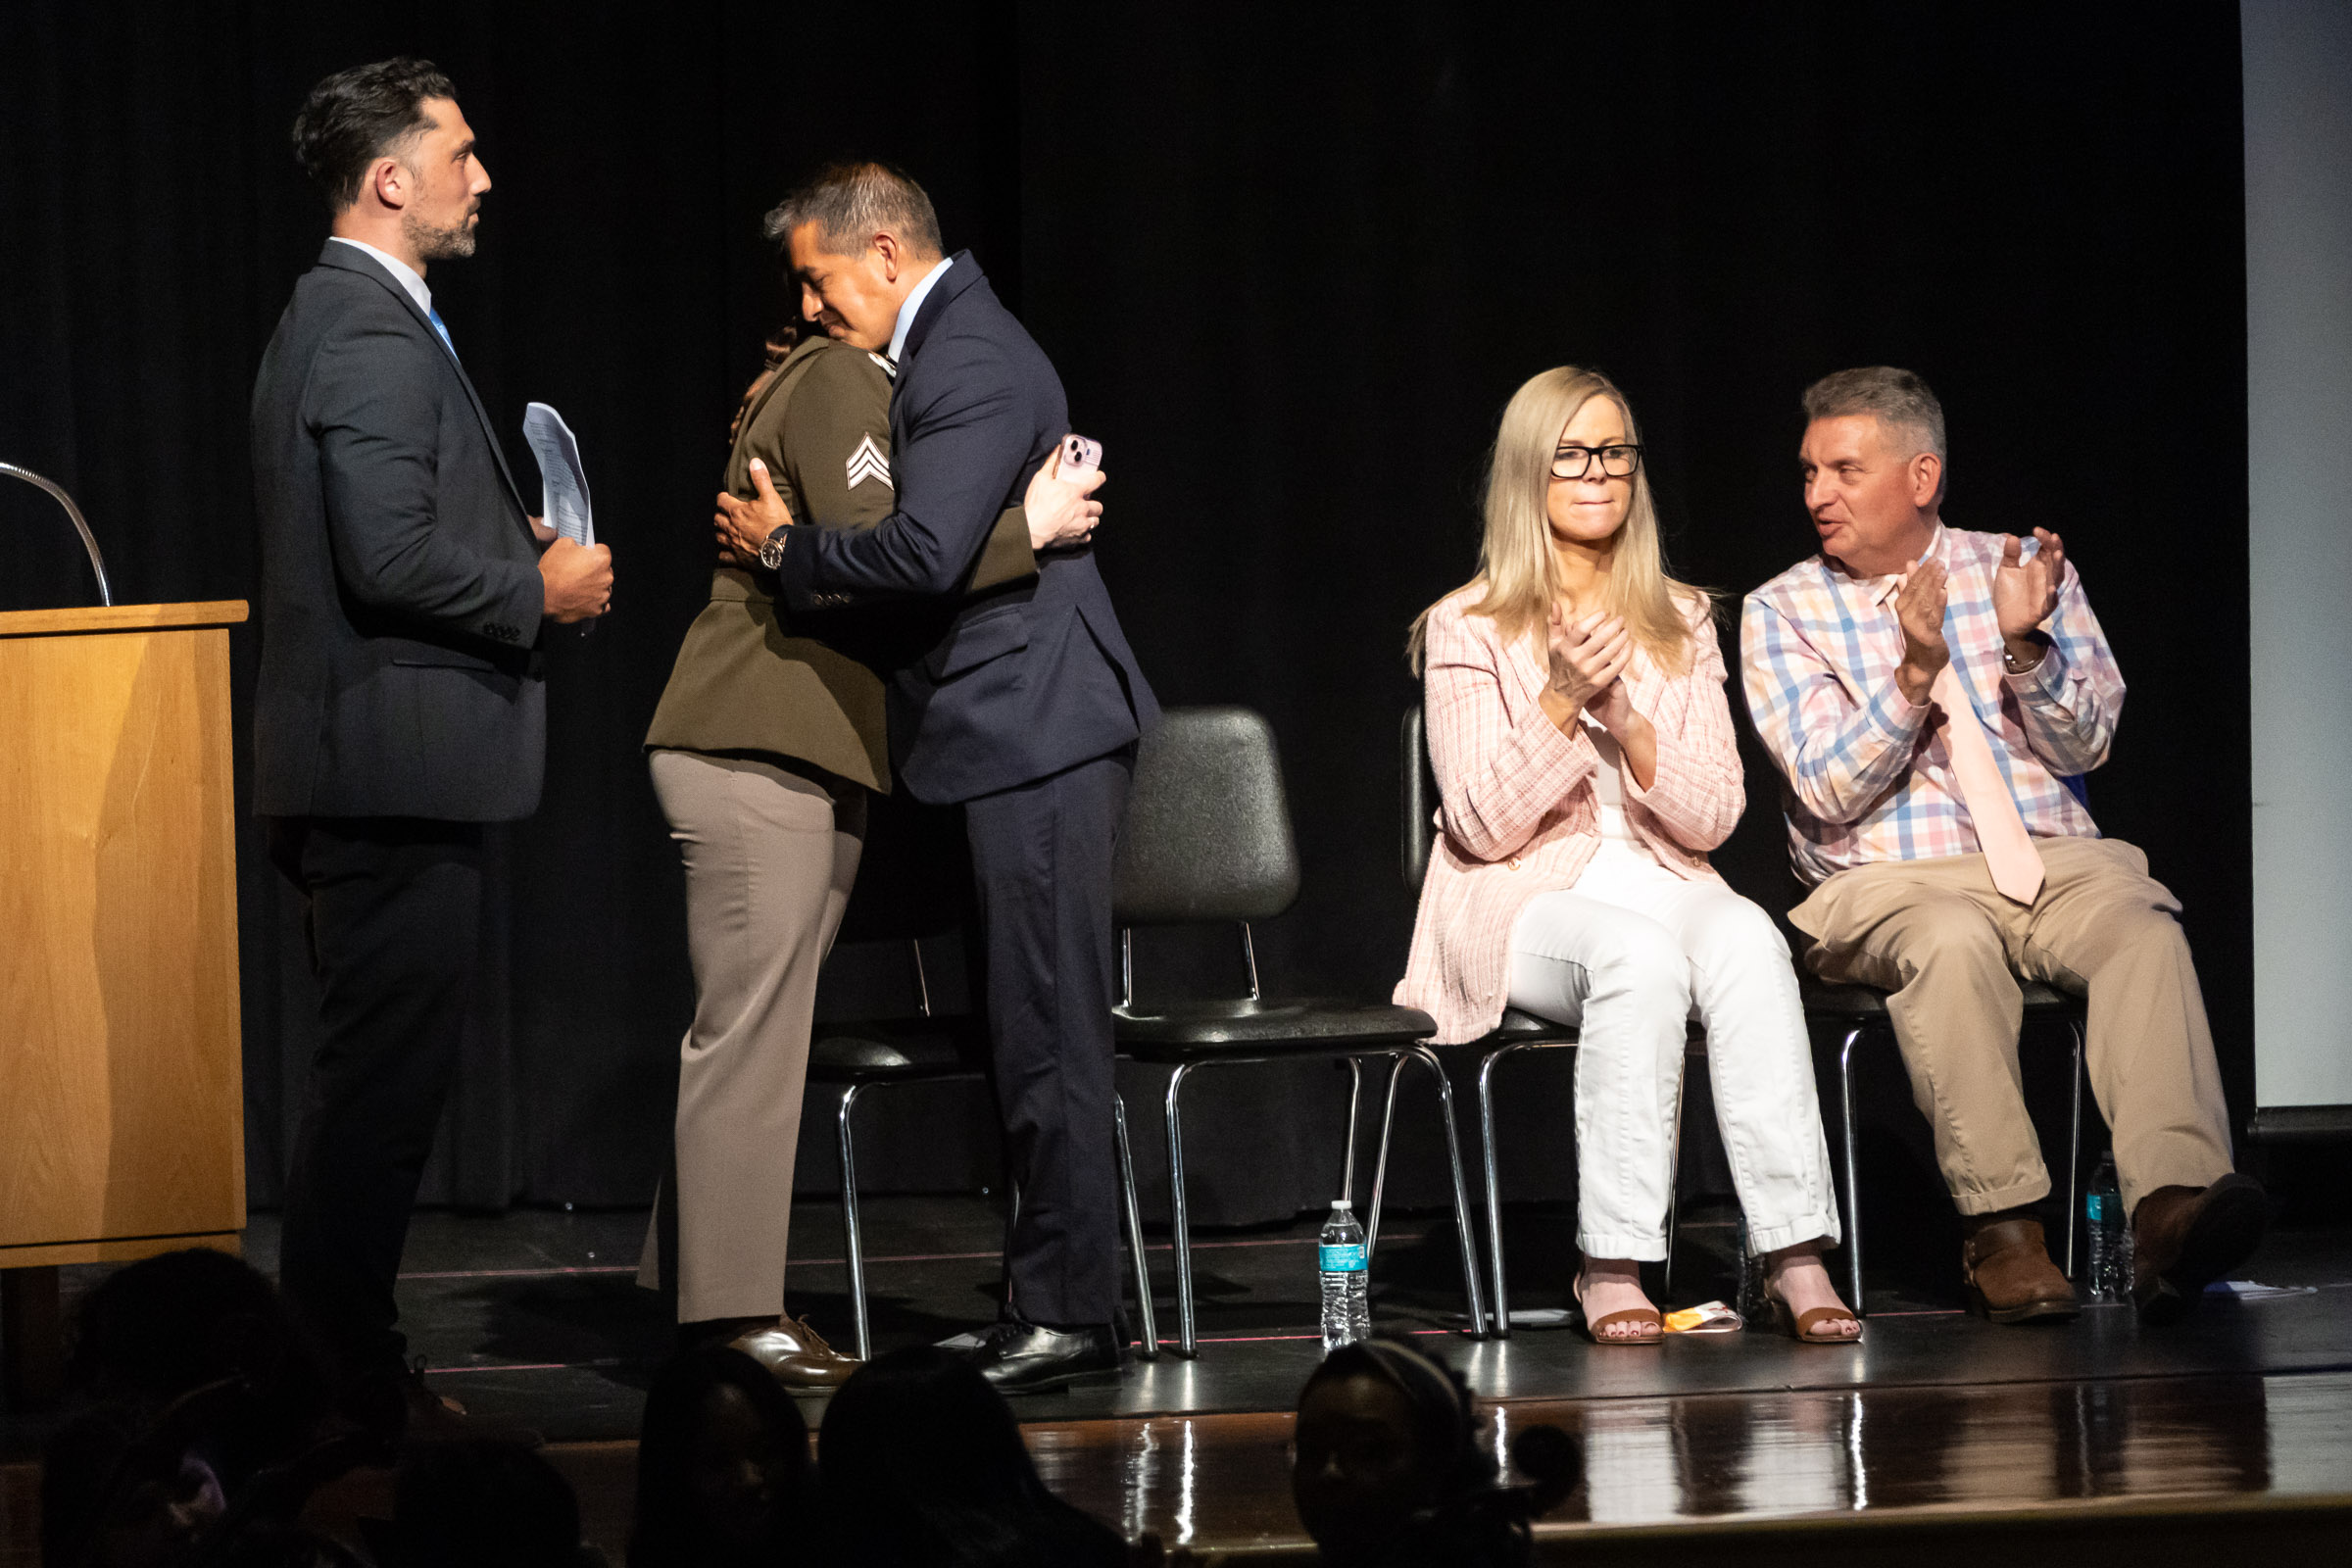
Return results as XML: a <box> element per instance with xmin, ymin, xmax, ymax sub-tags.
<box><xmin>1663</xmin><ymin>1051</ymin><xmax>1690</xmax><ymax>1301</ymax></box>
<box><xmin>1476</xmin><ymin>1045</ymin><xmax>1513</xmax><ymax>1338</ymax></box>
<box><xmin>1408</xmin><ymin>1045</ymin><xmax>1491</xmax><ymax>1339</ymax></box>
<box><xmin>1341</xmin><ymin>1057</ymin><xmax>1364</xmax><ymax>1203</ymax></box>
<box><xmin>1114</xmin><ymin>1093</ymin><xmax>1158</xmax><ymax>1360</ymax></box>
<box><xmin>1163</xmin><ymin>1061</ymin><xmax>1200</xmax><ymax>1357</ymax></box>
<box><xmin>1365</xmin><ymin>1053</ymin><xmax>1405</xmax><ymax>1257</ymax></box>
<box><xmin>2064</xmin><ymin>1022</ymin><xmax>2086</xmax><ymax>1278</ymax></box>
<box><xmin>1837</xmin><ymin>1025</ymin><xmax>1869</xmax><ymax>1318</ymax></box>
<box><xmin>837</xmin><ymin>1082</ymin><xmax>872</xmax><ymax>1361</ymax></box>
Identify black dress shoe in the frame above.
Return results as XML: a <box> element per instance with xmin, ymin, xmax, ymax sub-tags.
<box><xmin>343</xmin><ymin>1361</ymin><xmax>541</xmax><ymax>1447</ymax></box>
<box><xmin>954</xmin><ymin>1319</ymin><xmax>1123</xmax><ymax>1395</ymax></box>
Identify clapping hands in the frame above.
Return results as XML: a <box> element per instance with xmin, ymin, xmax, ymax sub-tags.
<box><xmin>1992</xmin><ymin>527</ymin><xmax>2067</xmax><ymax>643</ymax></box>
<box><xmin>1892</xmin><ymin>556</ymin><xmax>1950</xmax><ymax>695</ymax></box>
<box><xmin>1545</xmin><ymin>606</ymin><xmax>1635</xmax><ymax>731</ymax></box>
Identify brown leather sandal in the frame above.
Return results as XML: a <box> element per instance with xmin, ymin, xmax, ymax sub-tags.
<box><xmin>1573</xmin><ymin>1274</ymin><xmax>1664</xmax><ymax>1347</ymax></box>
<box><xmin>1765</xmin><ymin>1289</ymin><xmax>1863</xmax><ymax>1344</ymax></box>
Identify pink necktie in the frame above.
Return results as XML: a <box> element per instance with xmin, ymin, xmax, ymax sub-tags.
<box><xmin>1930</xmin><ymin>662</ymin><xmax>2045</xmax><ymax>906</ymax></box>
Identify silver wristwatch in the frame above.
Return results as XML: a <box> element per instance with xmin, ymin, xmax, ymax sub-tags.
<box><xmin>758</xmin><ymin>525</ymin><xmax>789</xmax><ymax>571</ymax></box>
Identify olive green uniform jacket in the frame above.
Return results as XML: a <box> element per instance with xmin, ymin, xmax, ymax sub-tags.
<box><xmin>644</xmin><ymin>335</ymin><xmax>1033</xmax><ymax>790</ymax></box>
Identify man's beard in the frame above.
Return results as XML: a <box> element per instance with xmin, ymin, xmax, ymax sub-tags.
<box><xmin>404</xmin><ymin>208</ymin><xmax>478</xmax><ymax>262</ymax></box>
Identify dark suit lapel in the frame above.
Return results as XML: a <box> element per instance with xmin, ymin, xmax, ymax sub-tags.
<box><xmin>898</xmin><ymin>250</ymin><xmax>987</xmax><ymax>372</ymax></box>
<box><xmin>314</xmin><ymin>243</ymin><xmax>530</xmax><ymax>527</ymax></box>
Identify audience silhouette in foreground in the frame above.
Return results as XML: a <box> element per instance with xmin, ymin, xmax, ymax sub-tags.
<box><xmin>628</xmin><ymin>1345</ymin><xmax>811</xmax><ymax>1568</ymax></box>
<box><xmin>39</xmin><ymin>1250</ymin><xmax>1589</xmax><ymax>1566</ymax></box>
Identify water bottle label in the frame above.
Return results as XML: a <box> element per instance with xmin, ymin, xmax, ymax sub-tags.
<box><xmin>1320</xmin><ymin>1243</ymin><xmax>1367</xmax><ymax>1272</ymax></box>
<box><xmin>2085</xmin><ymin>1194</ymin><xmax>2110</xmax><ymax>1223</ymax></box>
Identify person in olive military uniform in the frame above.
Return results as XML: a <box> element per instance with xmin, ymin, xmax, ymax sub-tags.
<box><xmin>637</xmin><ymin>311</ymin><xmax>1094</xmax><ymax>1389</ymax></box>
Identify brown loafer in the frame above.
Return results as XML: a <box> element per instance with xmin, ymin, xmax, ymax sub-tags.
<box><xmin>1961</xmin><ymin>1214</ymin><xmax>2081</xmax><ymax>1324</ymax></box>
<box><xmin>728</xmin><ymin>1315</ymin><xmax>860</xmax><ymax>1389</ymax></box>
<box><xmin>2131</xmin><ymin>1174</ymin><xmax>2269</xmax><ymax>1326</ymax></box>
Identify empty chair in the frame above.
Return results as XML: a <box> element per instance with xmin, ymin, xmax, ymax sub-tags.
<box><xmin>1111</xmin><ymin>706</ymin><xmax>1489</xmax><ymax>1355</ymax></box>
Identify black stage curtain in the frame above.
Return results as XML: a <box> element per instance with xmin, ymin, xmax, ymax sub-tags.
<box><xmin>1</xmin><ymin>2</ymin><xmax>2250</xmax><ymax>1226</ymax></box>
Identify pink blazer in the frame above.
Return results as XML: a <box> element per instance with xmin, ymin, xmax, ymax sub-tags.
<box><xmin>1395</xmin><ymin>587</ymin><xmax>1744</xmax><ymax>1043</ymax></box>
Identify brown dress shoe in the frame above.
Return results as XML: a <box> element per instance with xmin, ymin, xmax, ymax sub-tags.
<box><xmin>727</xmin><ymin>1316</ymin><xmax>860</xmax><ymax>1389</ymax></box>
<box><xmin>1961</xmin><ymin>1213</ymin><xmax>2081</xmax><ymax>1324</ymax></box>
<box><xmin>2131</xmin><ymin>1174</ymin><xmax>2269</xmax><ymax>1326</ymax></box>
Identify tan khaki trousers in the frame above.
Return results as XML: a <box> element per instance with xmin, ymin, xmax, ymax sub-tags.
<box><xmin>637</xmin><ymin>750</ymin><xmax>865</xmax><ymax>1322</ymax></box>
<box><xmin>1789</xmin><ymin>837</ymin><xmax>2233</xmax><ymax>1216</ymax></box>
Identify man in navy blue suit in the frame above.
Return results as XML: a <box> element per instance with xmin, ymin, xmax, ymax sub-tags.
<box><xmin>716</xmin><ymin>163</ymin><xmax>1157</xmax><ymax>1392</ymax></box>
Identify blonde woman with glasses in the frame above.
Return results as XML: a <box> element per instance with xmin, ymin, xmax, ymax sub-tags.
<box><xmin>1397</xmin><ymin>368</ymin><xmax>1857</xmax><ymax>1346</ymax></box>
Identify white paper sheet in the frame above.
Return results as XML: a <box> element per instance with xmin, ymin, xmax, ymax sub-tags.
<box><xmin>522</xmin><ymin>402</ymin><xmax>594</xmax><ymax>548</ymax></box>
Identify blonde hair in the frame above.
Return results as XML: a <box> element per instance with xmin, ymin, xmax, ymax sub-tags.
<box><xmin>1408</xmin><ymin>366</ymin><xmax>1708</xmax><ymax>674</ymax></box>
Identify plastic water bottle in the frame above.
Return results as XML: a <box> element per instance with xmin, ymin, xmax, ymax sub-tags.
<box><xmin>2085</xmin><ymin>1153</ymin><xmax>2133</xmax><ymax>1302</ymax></box>
<box><xmin>1319</xmin><ymin>1200</ymin><xmax>1371</xmax><ymax>1350</ymax></box>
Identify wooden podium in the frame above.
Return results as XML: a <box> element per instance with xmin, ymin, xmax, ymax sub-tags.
<box><xmin>0</xmin><ymin>601</ymin><xmax>249</xmax><ymax>1404</ymax></box>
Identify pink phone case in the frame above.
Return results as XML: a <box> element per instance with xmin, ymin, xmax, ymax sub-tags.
<box><xmin>1060</xmin><ymin>434</ymin><xmax>1102</xmax><ymax>474</ymax></box>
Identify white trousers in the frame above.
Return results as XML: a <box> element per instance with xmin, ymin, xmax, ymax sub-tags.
<box><xmin>1506</xmin><ymin>856</ymin><xmax>1841</xmax><ymax>1262</ymax></box>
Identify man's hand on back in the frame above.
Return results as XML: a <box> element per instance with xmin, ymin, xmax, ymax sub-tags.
<box><xmin>714</xmin><ymin>457</ymin><xmax>794</xmax><ymax>565</ymax></box>
<box><xmin>1024</xmin><ymin>445</ymin><xmax>1104</xmax><ymax>551</ymax></box>
<box><xmin>539</xmin><ymin>536</ymin><xmax>612</xmax><ymax>622</ymax></box>
<box><xmin>1893</xmin><ymin>557</ymin><xmax>1949</xmax><ymax>707</ymax></box>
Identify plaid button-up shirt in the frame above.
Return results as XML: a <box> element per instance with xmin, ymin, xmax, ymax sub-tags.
<box><xmin>1740</xmin><ymin>525</ymin><xmax>2123</xmax><ymax>886</ymax></box>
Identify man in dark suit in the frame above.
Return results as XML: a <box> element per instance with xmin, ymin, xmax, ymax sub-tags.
<box><xmin>251</xmin><ymin>57</ymin><xmax>612</xmax><ymax>1427</ymax></box>
<box><xmin>716</xmin><ymin>163</ymin><xmax>1157</xmax><ymax>1393</ymax></box>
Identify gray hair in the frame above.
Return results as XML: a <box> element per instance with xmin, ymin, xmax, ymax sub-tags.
<box><xmin>761</xmin><ymin>162</ymin><xmax>943</xmax><ymax>259</ymax></box>
<box><xmin>1801</xmin><ymin>366</ymin><xmax>1947</xmax><ymax>463</ymax></box>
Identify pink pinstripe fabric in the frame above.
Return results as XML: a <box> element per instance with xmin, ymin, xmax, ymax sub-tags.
<box><xmin>1395</xmin><ymin>588</ymin><xmax>1743</xmax><ymax>1044</ymax></box>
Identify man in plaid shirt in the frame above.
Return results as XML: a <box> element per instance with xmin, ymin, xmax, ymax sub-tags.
<box><xmin>1741</xmin><ymin>368</ymin><xmax>2263</xmax><ymax>1326</ymax></box>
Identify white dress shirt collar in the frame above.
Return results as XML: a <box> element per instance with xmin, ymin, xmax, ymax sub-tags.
<box><xmin>886</xmin><ymin>256</ymin><xmax>953</xmax><ymax>367</ymax></box>
<box><xmin>1852</xmin><ymin>522</ymin><xmax>1946</xmax><ymax>607</ymax></box>
<box><xmin>327</xmin><ymin>236</ymin><xmax>434</xmax><ymax>318</ymax></box>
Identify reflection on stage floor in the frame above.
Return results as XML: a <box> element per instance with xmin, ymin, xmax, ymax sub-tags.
<box><xmin>5</xmin><ymin>1199</ymin><xmax>2348</xmax><ymax>1566</ymax></box>
<box><xmin>1027</xmin><ymin>1370</ymin><xmax>2352</xmax><ymax>1553</ymax></box>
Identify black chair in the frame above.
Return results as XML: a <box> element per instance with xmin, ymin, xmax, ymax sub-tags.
<box><xmin>1112</xmin><ymin>706</ymin><xmax>1490</xmax><ymax>1356</ymax></box>
<box><xmin>808</xmin><ymin>795</ymin><xmax>1156</xmax><ymax>1361</ymax></box>
<box><xmin>1801</xmin><ymin>976</ymin><xmax>2088</xmax><ymax>1317</ymax></box>
<box><xmin>1399</xmin><ymin>706</ymin><xmax>1697</xmax><ymax>1337</ymax></box>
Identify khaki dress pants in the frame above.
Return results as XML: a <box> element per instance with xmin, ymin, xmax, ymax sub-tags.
<box><xmin>1789</xmin><ymin>837</ymin><xmax>2233</xmax><ymax>1216</ymax></box>
<box><xmin>637</xmin><ymin>750</ymin><xmax>865</xmax><ymax>1323</ymax></box>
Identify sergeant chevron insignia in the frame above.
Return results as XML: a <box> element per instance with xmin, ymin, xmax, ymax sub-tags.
<box><xmin>846</xmin><ymin>434</ymin><xmax>894</xmax><ymax>491</ymax></box>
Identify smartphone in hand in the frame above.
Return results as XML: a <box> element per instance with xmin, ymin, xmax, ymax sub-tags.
<box><xmin>1059</xmin><ymin>434</ymin><xmax>1102</xmax><ymax>478</ymax></box>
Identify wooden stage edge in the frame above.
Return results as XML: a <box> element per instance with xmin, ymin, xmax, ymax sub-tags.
<box><xmin>527</xmin><ymin>1435</ymin><xmax>2352</xmax><ymax>1567</ymax></box>
<box><xmin>1520</xmin><ymin>1491</ymin><xmax>2352</xmax><ymax>1566</ymax></box>
<box><xmin>5</xmin><ymin>1395</ymin><xmax>2345</xmax><ymax>1567</ymax></box>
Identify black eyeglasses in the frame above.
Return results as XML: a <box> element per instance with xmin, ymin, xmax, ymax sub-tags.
<box><xmin>1551</xmin><ymin>443</ymin><xmax>1642</xmax><ymax>480</ymax></box>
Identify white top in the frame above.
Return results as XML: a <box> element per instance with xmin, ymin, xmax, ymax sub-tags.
<box><xmin>327</xmin><ymin>236</ymin><xmax>433</xmax><ymax>317</ymax></box>
<box><xmin>1580</xmin><ymin>713</ymin><xmax>1656</xmax><ymax>865</ymax></box>
<box><xmin>887</xmin><ymin>256</ymin><xmax>954</xmax><ymax>366</ymax></box>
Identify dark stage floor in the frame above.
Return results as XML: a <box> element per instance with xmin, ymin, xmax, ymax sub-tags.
<box><xmin>6</xmin><ymin>1200</ymin><xmax>2350</xmax><ymax>1562</ymax></box>
<box><xmin>287</xmin><ymin>1198</ymin><xmax>2352</xmax><ymax>1438</ymax></box>
<box><xmin>12</xmin><ymin>1199</ymin><xmax>2352</xmax><ymax>1442</ymax></box>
